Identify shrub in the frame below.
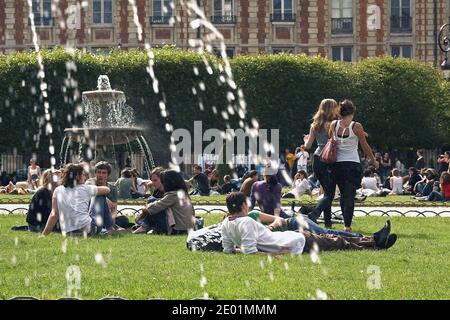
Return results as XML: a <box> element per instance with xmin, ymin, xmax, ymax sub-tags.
<box><xmin>0</xmin><ymin>48</ymin><xmax>448</xmax><ymax>168</ymax></box>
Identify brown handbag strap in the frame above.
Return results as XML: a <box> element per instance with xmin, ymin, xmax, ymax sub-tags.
<box><xmin>329</xmin><ymin>120</ymin><xmax>338</xmax><ymax>140</ymax></box>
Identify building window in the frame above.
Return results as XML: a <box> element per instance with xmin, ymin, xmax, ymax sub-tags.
<box><xmin>150</xmin><ymin>0</ymin><xmax>173</xmax><ymax>24</ymax></box>
<box><xmin>391</xmin><ymin>0</ymin><xmax>412</xmax><ymax>33</ymax></box>
<box><xmin>332</xmin><ymin>46</ymin><xmax>353</xmax><ymax>62</ymax></box>
<box><xmin>31</xmin><ymin>0</ymin><xmax>52</xmax><ymax>26</ymax></box>
<box><xmin>212</xmin><ymin>0</ymin><xmax>235</xmax><ymax>24</ymax></box>
<box><xmin>331</xmin><ymin>0</ymin><xmax>353</xmax><ymax>34</ymax></box>
<box><xmin>272</xmin><ymin>47</ymin><xmax>295</xmax><ymax>54</ymax></box>
<box><xmin>93</xmin><ymin>0</ymin><xmax>113</xmax><ymax>25</ymax></box>
<box><xmin>271</xmin><ymin>0</ymin><xmax>295</xmax><ymax>22</ymax></box>
<box><xmin>391</xmin><ymin>45</ymin><xmax>412</xmax><ymax>58</ymax></box>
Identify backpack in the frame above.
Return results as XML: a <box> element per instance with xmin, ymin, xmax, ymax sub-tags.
<box><xmin>186</xmin><ymin>223</ymin><xmax>223</xmax><ymax>252</ymax></box>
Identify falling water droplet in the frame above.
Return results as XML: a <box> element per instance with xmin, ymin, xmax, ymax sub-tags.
<box><xmin>316</xmin><ymin>289</ymin><xmax>328</xmax><ymax>300</ymax></box>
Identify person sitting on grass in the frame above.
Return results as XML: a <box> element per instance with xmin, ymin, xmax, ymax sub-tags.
<box><xmin>27</xmin><ymin>159</ymin><xmax>41</xmax><ymax>190</ymax></box>
<box><xmin>413</xmin><ymin>168</ymin><xmax>437</xmax><ymax>197</ymax></box>
<box><xmin>26</xmin><ymin>168</ymin><xmax>61</xmax><ymax>232</ymax></box>
<box><xmin>146</xmin><ymin>166</ymin><xmax>165</xmax><ymax>199</ymax></box>
<box><xmin>239</xmin><ymin>170</ymin><xmax>259</xmax><ymax>197</ymax></box>
<box><xmin>131</xmin><ymin>168</ymin><xmax>149</xmax><ymax>199</ymax></box>
<box><xmin>250</xmin><ymin>169</ymin><xmax>289</xmax><ymax>218</ymax></box>
<box><xmin>359</xmin><ymin>169</ymin><xmax>381</xmax><ymax>197</ymax></box>
<box><xmin>221</xmin><ymin>192</ymin><xmax>397</xmax><ymax>255</ymax></box>
<box><xmin>420</xmin><ymin>171</ymin><xmax>450</xmax><ymax>202</ymax></box>
<box><xmin>208</xmin><ymin>169</ymin><xmax>222</xmax><ymax>195</ymax></box>
<box><xmin>186</xmin><ymin>165</ymin><xmax>211</xmax><ymax>196</ymax></box>
<box><xmin>220</xmin><ymin>175</ymin><xmax>238</xmax><ymax>194</ymax></box>
<box><xmin>42</xmin><ymin>163</ymin><xmax>118</xmax><ymax>237</ymax></box>
<box><xmin>405</xmin><ymin>167</ymin><xmax>422</xmax><ymax>195</ymax></box>
<box><xmin>282</xmin><ymin>170</ymin><xmax>311</xmax><ymax>199</ymax></box>
<box><xmin>86</xmin><ymin>161</ymin><xmax>128</xmax><ymax>230</ymax></box>
<box><xmin>136</xmin><ymin>170</ymin><xmax>195</xmax><ymax>235</ymax></box>
<box><xmin>389</xmin><ymin>168</ymin><xmax>404</xmax><ymax>195</ymax></box>
<box><xmin>115</xmin><ymin>168</ymin><xmax>136</xmax><ymax>199</ymax></box>
<box><xmin>133</xmin><ymin>167</ymin><xmax>169</xmax><ymax>234</ymax></box>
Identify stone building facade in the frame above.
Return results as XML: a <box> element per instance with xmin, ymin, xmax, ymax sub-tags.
<box><xmin>0</xmin><ymin>0</ymin><xmax>449</xmax><ymax>65</ymax></box>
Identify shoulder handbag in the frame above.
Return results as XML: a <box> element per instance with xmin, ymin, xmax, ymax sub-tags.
<box><xmin>320</xmin><ymin>121</ymin><xmax>338</xmax><ymax>164</ymax></box>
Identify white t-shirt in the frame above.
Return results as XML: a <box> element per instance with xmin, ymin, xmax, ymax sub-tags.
<box><xmin>361</xmin><ymin>177</ymin><xmax>379</xmax><ymax>191</ymax></box>
<box><xmin>53</xmin><ymin>184</ymin><xmax>98</xmax><ymax>234</ymax></box>
<box><xmin>296</xmin><ymin>151</ymin><xmax>309</xmax><ymax>168</ymax></box>
<box><xmin>292</xmin><ymin>179</ymin><xmax>311</xmax><ymax>198</ymax></box>
<box><xmin>221</xmin><ymin>216</ymin><xmax>305</xmax><ymax>255</ymax></box>
<box><xmin>136</xmin><ymin>177</ymin><xmax>146</xmax><ymax>194</ymax></box>
<box><xmin>391</xmin><ymin>176</ymin><xmax>403</xmax><ymax>194</ymax></box>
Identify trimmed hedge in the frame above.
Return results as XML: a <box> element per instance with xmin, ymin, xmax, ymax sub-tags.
<box><xmin>0</xmin><ymin>48</ymin><xmax>449</xmax><ymax>166</ymax></box>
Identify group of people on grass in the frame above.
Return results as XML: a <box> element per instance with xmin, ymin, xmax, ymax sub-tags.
<box><xmin>19</xmin><ymin>97</ymin><xmax>400</xmax><ymax>256</ymax></box>
<box><xmin>20</xmin><ymin>162</ymin><xmax>195</xmax><ymax>237</ymax></box>
<box><xmin>10</xmin><ymin>97</ymin><xmax>450</xmax><ymax>255</ymax></box>
<box><xmin>21</xmin><ymin>159</ymin><xmax>397</xmax><ymax>255</ymax></box>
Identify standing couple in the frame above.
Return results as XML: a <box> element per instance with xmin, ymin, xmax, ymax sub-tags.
<box><xmin>304</xmin><ymin>99</ymin><xmax>379</xmax><ymax>233</ymax></box>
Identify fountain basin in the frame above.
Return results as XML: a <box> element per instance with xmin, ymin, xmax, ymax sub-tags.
<box><xmin>64</xmin><ymin>127</ymin><xmax>144</xmax><ymax>145</ymax></box>
<box><xmin>82</xmin><ymin>90</ymin><xmax>125</xmax><ymax>101</ymax></box>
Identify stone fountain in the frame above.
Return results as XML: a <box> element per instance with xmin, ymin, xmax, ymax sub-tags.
<box><xmin>60</xmin><ymin>75</ymin><xmax>155</xmax><ymax>179</ymax></box>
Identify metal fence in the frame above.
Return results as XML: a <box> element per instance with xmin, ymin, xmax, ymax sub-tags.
<box><xmin>1</xmin><ymin>206</ymin><xmax>449</xmax><ymax>218</ymax></box>
<box><xmin>0</xmin><ymin>155</ymin><xmax>25</xmax><ymax>174</ymax></box>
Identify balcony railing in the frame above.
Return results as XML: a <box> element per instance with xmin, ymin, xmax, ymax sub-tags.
<box><xmin>149</xmin><ymin>16</ymin><xmax>173</xmax><ymax>25</ymax></box>
<box><xmin>390</xmin><ymin>15</ymin><xmax>412</xmax><ymax>33</ymax></box>
<box><xmin>29</xmin><ymin>16</ymin><xmax>54</xmax><ymax>27</ymax></box>
<box><xmin>211</xmin><ymin>15</ymin><xmax>236</xmax><ymax>24</ymax></box>
<box><xmin>270</xmin><ymin>13</ymin><xmax>296</xmax><ymax>23</ymax></box>
<box><xmin>331</xmin><ymin>17</ymin><xmax>353</xmax><ymax>34</ymax></box>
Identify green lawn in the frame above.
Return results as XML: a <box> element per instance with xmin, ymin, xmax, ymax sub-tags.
<box><xmin>0</xmin><ymin>214</ymin><xmax>449</xmax><ymax>300</ymax></box>
<box><xmin>1</xmin><ymin>194</ymin><xmax>449</xmax><ymax>207</ymax></box>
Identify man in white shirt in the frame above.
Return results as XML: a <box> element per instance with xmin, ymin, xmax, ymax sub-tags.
<box><xmin>42</xmin><ymin>163</ymin><xmax>113</xmax><ymax>236</ymax></box>
<box><xmin>222</xmin><ymin>192</ymin><xmax>306</xmax><ymax>255</ymax></box>
<box><xmin>222</xmin><ymin>192</ymin><xmax>398</xmax><ymax>254</ymax></box>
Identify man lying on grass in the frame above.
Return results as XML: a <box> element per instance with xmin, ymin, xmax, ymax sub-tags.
<box><xmin>221</xmin><ymin>192</ymin><xmax>397</xmax><ymax>255</ymax></box>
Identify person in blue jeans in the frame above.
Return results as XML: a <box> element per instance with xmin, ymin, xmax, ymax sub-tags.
<box><xmin>248</xmin><ymin>210</ymin><xmax>365</xmax><ymax>238</ymax></box>
<box><xmin>42</xmin><ymin>163</ymin><xmax>121</xmax><ymax>237</ymax></box>
<box><xmin>133</xmin><ymin>167</ymin><xmax>168</xmax><ymax>234</ymax></box>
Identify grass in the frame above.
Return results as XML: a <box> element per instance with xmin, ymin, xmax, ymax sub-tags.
<box><xmin>0</xmin><ymin>214</ymin><xmax>449</xmax><ymax>300</ymax></box>
<box><xmin>1</xmin><ymin>194</ymin><xmax>449</xmax><ymax>207</ymax></box>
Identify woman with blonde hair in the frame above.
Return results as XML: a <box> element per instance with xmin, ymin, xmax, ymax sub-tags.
<box><xmin>303</xmin><ymin>99</ymin><xmax>340</xmax><ymax>228</ymax></box>
<box><xmin>26</xmin><ymin>168</ymin><xmax>61</xmax><ymax>232</ymax></box>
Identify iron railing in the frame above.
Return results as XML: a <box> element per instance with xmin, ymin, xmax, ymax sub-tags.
<box><xmin>211</xmin><ymin>15</ymin><xmax>236</xmax><ymax>24</ymax></box>
<box><xmin>149</xmin><ymin>16</ymin><xmax>173</xmax><ymax>25</ymax></box>
<box><xmin>2</xmin><ymin>206</ymin><xmax>449</xmax><ymax>217</ymax></box>
<box><xmin>331</xmin><ymin>17</ymin><xmax>353</xmax><ymax>34</ymax></box>
<box><xmin>270</xmin><ymin>13</ymin><xmax>296</xmax><ymax>23</ymax></box>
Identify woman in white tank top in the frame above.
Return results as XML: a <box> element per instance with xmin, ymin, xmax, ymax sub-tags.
<box><xmin>389</xmin><ymin>169</ymin><xmax>404</xmax><ymax>195</ymax></box>
<box><xmin>27</xmin><ymin>159</ymin><xmax>41</xmax><ymax>190</ymax></box>
<box><xmin>331</xmin><ymin>100</ymin><xmax>378</xmax><ymax>232</ymax></box>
